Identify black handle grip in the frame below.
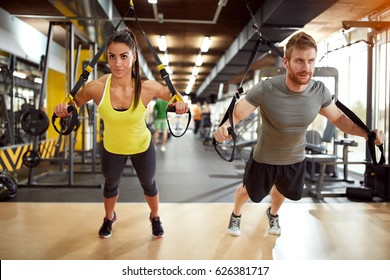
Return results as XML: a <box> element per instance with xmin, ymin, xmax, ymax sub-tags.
<box><xmin>51</xmin><ymin>105</ymin><xmax>79</xmax><ymax>135</ymax></box>
<box><xmin>165</xmin><ymin>104</ymin><xmax>192</xmax><ymax>138</ymax></box>
<box><xmin>166</xmin><ymin>104</ymin><xmax>176</xmax><ymax>112</ymax></box>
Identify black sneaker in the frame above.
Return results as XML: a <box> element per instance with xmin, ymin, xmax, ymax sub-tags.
<box><xmin>150</xmin><ymin>215</ymin><xmax>164</xmax><ymax>238</ymax></box>
<box><xmin>98</xmin><ymin>212</ymin><xmax>117</xmax><ymax>239</ymax></box>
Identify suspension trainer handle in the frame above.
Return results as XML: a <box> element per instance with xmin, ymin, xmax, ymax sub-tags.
<box><xmin>212</xmin><ymin>95</ymin><xmax>238</xmax><ymax>162</ymax></box>
<box><xmin>212</xmin><ymin>126</ymin><xmax>237</xmax><ymax>162</ymax></box>
<box><xmin>51</xmin><ymin>105</ymin><xmax>78</xmax><ymax>135</ymax></box>
<box><xmin>165</xmin><ymin>92</ymin><xmax>192</xmax><ymax>138</ymax></box>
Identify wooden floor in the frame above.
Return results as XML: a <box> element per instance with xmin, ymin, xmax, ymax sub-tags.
<box><xmin>3</xmin><ymin>131</ymin><xmax>390</xmax><ymax>261</ymax></box>
<box><xmin>1</xmin><ymin>201</ymin><xmax>390</xmax><ymax>260</ymax></box>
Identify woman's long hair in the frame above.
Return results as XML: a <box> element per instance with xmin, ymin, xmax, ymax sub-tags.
<box><xmin>106</xmin><ymin>27</ymin><xmax>142</xmax><ymax>110</ymax></box>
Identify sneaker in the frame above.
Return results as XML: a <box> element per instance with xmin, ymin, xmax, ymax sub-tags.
<box><xmin>266</xmin><ymin>207</ymin><xmax>281</xmax><ymax>235</ymax></box>
<box><xmin>150</xmin><ymin>215</ymin><xmax>164</xmax><ymax>238</ymax></box>
<box><xmin>98</xmin><ymin>212</ymin><xmax>117</xmax><ymax>239</ymax></box>
<box><xmin>227</xmin><ymin>212</ymin><xmax>241</xmax><ymax>236</ymax></box>
<box><xmin>160</xmin><ymin>146</ymin><xmax>166</xmax><ymax>152</ymax></box>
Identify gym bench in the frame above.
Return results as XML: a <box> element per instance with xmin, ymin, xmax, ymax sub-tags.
<box><xmin>305</xmin><ymin>154</ymin><xmax>366</xmax><ymax>199</ymax></box>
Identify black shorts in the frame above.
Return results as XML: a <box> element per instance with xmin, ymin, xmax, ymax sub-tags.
<box><xmin>243</xmin><ymin>155</ymin><xmax>306</xmax><ymax>203</ymax></box>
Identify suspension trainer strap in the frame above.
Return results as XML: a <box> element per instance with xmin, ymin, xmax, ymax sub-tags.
<box><xmin>212</xmin><ymin>38</ymin><xmax>261</xmax><ymax>162</ymax></box>
<box><xmin>51</xmin><ymin>7</ymin><xmax>131</xmax><ymax>135</ymax></box>
<box><xmin>334</xmin><ymin>98</ymin><xmax>385</xmax><ymax>165</ymax></box>
<box><xmin>213</xmin><ymin>0</ymin><xmax>284</xmax><ymax>162</ymax></box>
<box><xmin>129</xmin><ymin>2</ymin><xmax>191</xmax><ymax>137</ymax></box>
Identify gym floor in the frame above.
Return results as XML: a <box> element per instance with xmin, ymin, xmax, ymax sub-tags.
<box><xmin>1</xmin><ymin>130</ymin><xmax>390</xmax><ymax>260</ymax></box>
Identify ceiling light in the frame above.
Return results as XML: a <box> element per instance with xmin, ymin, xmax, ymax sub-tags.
<box><xmin>148</xmin><ymin>0</ymin><xmax>158</xmax><ymax>4</ymax></box>
<box><xmin>200</xmin><ymin>36</ymin><xmax>212</xmax><ymax>53</ymax></box>
<box><xmin>185</xmin><ymin>85</ymin><xmax>192</xmax><ymax>94</ymax></box>
<box><xmin>218</xmin><ymin>0</ymin><xmax>228</xmax><ymax>6</ymax></box>
<box><xmin>165</xmin><ymin>66</ymin><xmax>173</xmax><ymax>75</ymax></box>
<box><xmin>158</xmin><ymin>35</ymin><xmax>167</xmax><ymax>52</ymax></box>
<box><xmin>192</xmin><ymin>66</ymin><xmax>199</xmax><ymax>76</ymax></box>
<box><xmin>195</xmin><ymin>54</ymin><xmax>203</xmax><ymax>67</ymax></box>
<box><xmin>184</xmin><ymin>85</ymin><xmax>192</xmax><ymax>94</ymax></box>
<box><xmin>157</xmin><ymin>13</ymin><xmax>164</xmax><ymax>24</ymax></box>
<box><xmin>34</xmin><ymin>77</ymin><xmax>42</xmax><ymax>84</ymax></box>
<box><xmin>162</xmin><ymin>52</ymin><xmax>169</xmax><ymax>66</ymax></box>
<box><xmin>185</xmin><ymin>80</ymin><xmax>195</xmax><ymax>94</ymax></box>
<box><xmin>13</xmin><ymin>71</ymin><xmax>27</xmax><ymax>79</ymax></box>
<box><xmin>189</xmin><ymin>75</ymin><xmax>196</xmax><ymax>85</ymax></box>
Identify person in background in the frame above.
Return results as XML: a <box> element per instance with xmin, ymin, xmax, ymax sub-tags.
<box><xmin>214</xmin><ymin>31</ymin><xmax>385</xmax><ymax>237</ymax></box>
<box><xmin>201</xmin><ymin>101</ymin><xmax>212</xmax><ymax>131</ymax></box>
<box><xmin>54</xmin><ymin>28</ymin><xmax>189</xmax><ymax>239</ymax></box>
<box><xmin>193</xmin><ymin>101</ymin><xmax>202</xmax><ymax>135</ymax></box>
<box><xmin>153</xmin><ymin>98</ymin><xmax>169</xmax><ymax>152</ymax></box>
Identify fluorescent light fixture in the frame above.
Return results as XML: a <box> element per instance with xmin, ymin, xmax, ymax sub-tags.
<box><xmin>200</xmin><ymin>36</ymin><xmax>211</xmax><ymax>52</ymax></box>
<box><xmin>13</xmin><ymin>71</ymin><xmax>27</xmax><ymax>79</ymax></box>
<box><xmin>195</xmin><ymin>54</ymin><xmax>203</xmax><ymax>66</ymax></box>
<box><xmin>165</xmin><ymin>66</ymin><xmax>173</xmax><ymax>75</ymax></box>
<box><xmin>185</xmin><ymin>85</ymin><xmax>192</xmax><ymax>94</ymax></box>
<box><xmin>189</xmin><ymin>75</ymin><xmax>196</xmax><ymax>85</ymax></box>
<box><xmin>192</xmin><ymin>66</ymin><xmax>199</xmax><ymax>76</ymax></box>
<box><xmin>158</xmin><ymin>35</ymin><xmax>167</xmax><ymax>52</ymax></box>
<box><xmin>218</xmin><ymin>0</ymin><xmax>228</xmax><ymax>6</ymax></box>
<box><xmin>148</xmin><ymin>0</ymin><xmax>158</xmax><ymax>4</ymax></box>
<box><xmin>162</xmin><ymin>52</ymin><xmax>169</xmax><ymax>66</ymax></box>
<box><xmin>34</xmin><ymin>77</ymin><xmax>42</xmax><ymax>84</ymax></box>
<box><xmin>185</xmin><ymin>75</ymin><xmax>197</xmax><ymax>93</ymax></box>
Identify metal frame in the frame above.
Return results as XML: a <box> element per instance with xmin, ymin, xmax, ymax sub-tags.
<box><xmin>19</xmin><ymin>21</ymin><xmax>101</xmax><ymax>189</ymax></box>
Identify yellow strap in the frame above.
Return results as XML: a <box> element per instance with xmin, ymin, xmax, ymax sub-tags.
<box><xmin>85</xmin><ymin>65</ymin><xmax>93</xmax><ymax>74</ymax></box>
<box><xmin>63</xmin><ymin>95</ymin><xmax>78</xmax><ymax>108</ymax></box>
<box><xmin>168</xmin><ymin>91</ymin><xmax>184</xmax><ymax>104</ymax></box>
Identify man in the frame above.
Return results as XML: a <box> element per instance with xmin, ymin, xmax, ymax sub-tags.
<box><xmin>153</xmin><ymin>98</ymin><xmax>169</xmax><ymax>152</ymax></box>
<box><xmin>213</xmin><ymin>32</ymin><xmax>385</xmax><ymax>236</ymax></box>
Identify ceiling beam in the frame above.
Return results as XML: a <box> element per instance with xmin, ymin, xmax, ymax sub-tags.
<box><xmin>342</xmin><ymin>21</ymin><xmax>390</xmax><ymax>30</ymax></box>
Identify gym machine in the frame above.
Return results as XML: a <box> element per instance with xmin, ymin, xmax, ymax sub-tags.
<box><xmin>19</xmin><ymin>21</ymin><xmax>101</xmax><ymax>189</ymax></box>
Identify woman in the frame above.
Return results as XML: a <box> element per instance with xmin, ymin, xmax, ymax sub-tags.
<box><xmin>54</xmin><ymin>28</ymin><xmax>188</xmax><ymax>239</ymax></box>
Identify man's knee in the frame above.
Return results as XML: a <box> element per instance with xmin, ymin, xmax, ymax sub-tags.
<box><xmin>270</xmin><ymin>185</ymin><xmax>280</xmax><ymax>195</ymax></box>
<box><xmin>238</xmin><ymin>185</ymin><xmax>249</xmax><ymax>198</ymax></box>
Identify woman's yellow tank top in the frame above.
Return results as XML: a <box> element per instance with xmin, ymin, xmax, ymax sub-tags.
<box><xmin>98</xmin><ymin>74</ymin><xmax>151</xmax><ymax>155</ymax></box>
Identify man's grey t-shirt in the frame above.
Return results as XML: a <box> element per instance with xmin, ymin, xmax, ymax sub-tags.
<box><xmin>245</xmin><ymin>75</ymin><xmax>332</xmax><ymax>165</ymax></box>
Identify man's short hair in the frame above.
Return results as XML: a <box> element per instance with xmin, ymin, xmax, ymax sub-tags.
<box><xmin>284</xmin><ymin>32</ymin><xmax>317</xmax><ymax>60</ymax></box>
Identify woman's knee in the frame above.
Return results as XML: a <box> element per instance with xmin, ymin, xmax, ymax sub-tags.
<box><xmin>142</xmin><ymin>180</ymin><xmax>158</xmax><ymax>197</ymax></box>
<box><xmin>103</xmin><ymin>183</ymin><xmax>119</xmax><ymax>198</ymax></box>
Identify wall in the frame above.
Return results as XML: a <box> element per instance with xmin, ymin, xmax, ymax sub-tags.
<box><xmin>0</xmin><ymin>7</ymin><xmax>66</xmax><ymax>74</ymax></box>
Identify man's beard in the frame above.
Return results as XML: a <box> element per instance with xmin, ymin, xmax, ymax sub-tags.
<box><xmin>288</xmin><ymin>71</ymin><xmax>312</xmax><ymax>85</ymax></box>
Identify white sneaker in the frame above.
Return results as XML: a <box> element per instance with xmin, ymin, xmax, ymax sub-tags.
<box><xmin>266</xmin><ymin>207</ymin><xmax>281</xmax><ymax>235</ymax></box>
<box><xmin>160</xmin><ymin>146</ymin><xmax>166</xmax><ymax>152</ymax></box>
<box><xmin>227</xmin><ymin>213</ymin><xmax>241</xmax><ymax>236</ymax></box>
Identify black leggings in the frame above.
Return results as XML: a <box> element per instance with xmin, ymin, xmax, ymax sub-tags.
<box><xmin>101</xmin><ymin>140</ymin><xmax>157</xmax><ymax>198</ymax></box>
